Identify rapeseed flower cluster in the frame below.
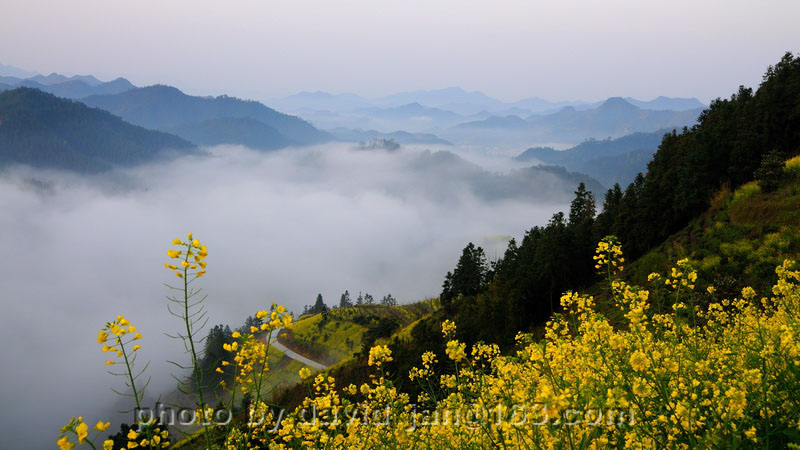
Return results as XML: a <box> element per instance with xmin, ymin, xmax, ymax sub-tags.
<box><xmin>57</xmin><ymin>416</ymin><xmax>112</xmax><ymax>450</ymax></box>
<box><xmin>664</xmin><ymin>258</ymin><xmax>698</xmax><ymax>290</ymax></box>
<box><xmin>268</xmin><ymin>239</ymin><xmax>800</xmax><ymax>448</ymax></box>
<box><xmin>97</xmin><ymin>315</ymin><xmax>141</xmax><ymax>366</ymax></box>
<box><xmin>594</xmin><ymin>235</ymin><xmax>625</xmax><ymax>275</ymax></box>
<box><xmin>368</xmin><ymin>345</ymin><xmax>393</xmax><ymax>367</ymax></box>
<box><xmin>125</xmin><ymin>425</ymin><xmax>170</xmax><ymax>449</ymax></box>
<box><xmin>164</xmin><ymin>232</ymin><xmax>208</xmax><ymax>279</ymax></box>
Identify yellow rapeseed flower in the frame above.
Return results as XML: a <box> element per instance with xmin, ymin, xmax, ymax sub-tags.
<box><xmin>57</xmin><ymin>436</ymin><xmax>74</xmax><ymax>450</ymax></box>
<box><xmin>441</xmin><ymin>319</ymin><xmax>457</xmax><ymax>338</ymax></box>
<box><xmin>630</xmin><ymin>350</ymin><xmax>650</xmax><ymax>371</ymax></box>
<box><xmin>75</xmin><ymin>422</ymin><xmax>88</xmax><ymax>443</ymax></box>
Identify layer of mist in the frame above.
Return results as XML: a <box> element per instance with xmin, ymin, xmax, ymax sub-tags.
<box><xmin>0</xmin><ymin>144</ymin><xmax>568</xmax><ymax>448</ymax></box>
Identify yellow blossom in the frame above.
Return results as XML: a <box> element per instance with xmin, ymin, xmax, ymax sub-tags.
<box><xmin>76</xmin><ymin>422</ymin><xmax>88</xmax><ymax>443</ymax></box>
<box><xmin>57</xmin><ymin>437</ymin><xmax>74</xmax><ymax>450</ymax></box>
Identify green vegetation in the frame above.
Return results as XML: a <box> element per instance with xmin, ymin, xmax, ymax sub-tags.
<box><xmin>279</xmin><ymin>301</ymin><xmax>439</xmax><ymax>365</ymax></box>
<box><xmin>436</xmin><ymin>52</ymin><xmax>800</xmax><ymax>349</ymax></box>
<box><xmin>623</xmin><ymin>166</ymin><xmax>800</xmax><ymax>300</ymax></box>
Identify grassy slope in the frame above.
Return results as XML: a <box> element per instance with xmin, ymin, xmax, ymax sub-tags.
<box><xmin>594</xmin><ymin>155</ymin><xmax>800</xmax><ymax>310</ymax></box>
<box><xmin>278</xmin><ymin>300</ymin><xmax>440</xmax><ymax>366</ymax></box>
<box><xmin>173</xmin><ymin>300</ymin><xmax>440</xmax><ymax>448</ymax></box>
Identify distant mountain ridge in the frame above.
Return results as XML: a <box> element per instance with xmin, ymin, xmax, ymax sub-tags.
<box><xmin>0</xmin><ymin>72</ymin><xmax>136</xmax><ymax>99</ymax></box>
<box><xmin>273</xmin><ymin>88</ymin><xmax>705</xmax><ymax>143</ymax></box>
<box><xmin>454</xmin><ymin>97</ymin><xmax>700</xmax><ymax>145</ymax></box>
<box><xmin>0</xmin><ymin>67</ymin><xmax>335</xmax><ymax>150</ymax></box>
<box><xmin>624</xmin><ymin>96</ymin><xmax>705</xmax><ymax>111</ymax></box>
<box><xmin>515</xmin><ymin>129</ymin><xmax>667</xmax><ymax>186</ymax></box>
<box><xmin>82</xmin><ymin>85</ymin><xmax>332</xmax><ymax>146</ymax></box>
<box><xmin>0</xmin><ymin>88</ymin><xmax>196</xmax><ymax>172</ymax></box>
<box><xmin>274</xmin><ymin>86</ymin><xmax>705</xmax><ymax>116</ymax></box>
<box><xmin>0</xmin><ymin>63</ymin><xmax>39</xmax><ymax>79</ymax></box>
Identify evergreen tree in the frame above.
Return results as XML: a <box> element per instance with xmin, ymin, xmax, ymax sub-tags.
<box><xmin>440</xmin><ymin>243</ymin><xmax>488</xmax><ymax>311</ymax></box>
<box><xmin>380</xmin><ymin>294</ymin><xmax>397</xmax><ymax>306</ymax></box>
<box><xmin>595</xmin><ymin>183</ymin><xmax>623</xmax><ymax>238</ymax></box>
<box><xmin>339</xmin><ymin>290</ymin><xmax>352</xmax><ymax>308</ymax></box>
<box><xmin>309</xmin><ymin>294</ymin><xmax>328</xmax><ymax>314</ymax></box>
<box><xmin>568</xmin><ymin>182</ymin><xmax>596</xmax><ymax>227</ymax></box>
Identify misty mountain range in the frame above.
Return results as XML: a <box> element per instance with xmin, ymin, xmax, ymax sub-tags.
<box><xmin>452</xmin><ymin>97</ymin><xmax>701</xmax><ymax>146</ymax></box>
<box><xmin>0</xmin><ymin>72</ymin><xmax>136</xmax><ymax>99</ymax></box>
<box><xmin>274</xmin><ymin>88</ymin><xmax>702</xmax><ymax>146</ymax></box>
<box><xmin>271</xmin><ymin>87</ymin><xmax>705</xmax><ymax>116</ymax></box>
<box><xmin>515</xmin><ymin>129</ymin><xmax>667</xmax><ymax>187</ymax></box>
<box><xmin>0</xmin><ymin>85</ymin><xmax>613</xmax><ymax>206</ymax></box>
<box><xmin>0</xmin><ymin>67</ymin><xmax>331</xmax><ymax>150</ymax></box>
<box><xmin>1</xmin><ymin>64</ymin><xmax>701</xmax><ymax>191</ymax></box>
<box><xmin>80</xmin><ymin>85</ymin><xmax>331</xmax><ymax>146</ymax></box>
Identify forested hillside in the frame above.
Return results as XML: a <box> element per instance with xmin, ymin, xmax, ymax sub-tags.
<box><xmin>438</xmin><ymin>52</ymin><xmax>800</xmax><ymax>347</ymax></box>
<box><xmin>0</xmin><ymin>88</ymin><xmax>196</xmax><ymax>172</ymax></box>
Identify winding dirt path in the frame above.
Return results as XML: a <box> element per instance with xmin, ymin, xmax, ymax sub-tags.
<box><xmin>265</xmin><ymin>328</ymin><xmax>328</xmax><ymax>370</ymax></box>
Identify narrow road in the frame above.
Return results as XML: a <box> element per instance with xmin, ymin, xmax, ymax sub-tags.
<box><xmin>266</xmin><ymin>328</ymin><xmax>328</xmax><ymax>370</ymax></box>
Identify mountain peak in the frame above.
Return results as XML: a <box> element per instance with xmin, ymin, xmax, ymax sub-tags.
<box><xmin>599</xmin><ymin>97</ymin><xmax>638</xmax><ymax>110</ymax></box>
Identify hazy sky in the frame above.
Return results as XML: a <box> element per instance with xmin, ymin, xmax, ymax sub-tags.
<box><xmin>1</xmin><ymin>0</ymin><xmax>797</xmax><ymax>103</ymax></box>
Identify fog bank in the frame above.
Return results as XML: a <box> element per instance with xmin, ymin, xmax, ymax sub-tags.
<box><xmin>0</xmin><ymin>144</ymin><xmax>567</xmax><ymax>447</ymax></box>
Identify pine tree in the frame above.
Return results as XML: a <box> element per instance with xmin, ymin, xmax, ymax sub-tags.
<box><xmin>339</xmin><ymin>290</ymin><xmax>352</xmax><ymax>308</ymax></box>
<box><xmin>308</xmin><ymin>294</ymin><xmax>328</xmax><ymax>314</ymax></box>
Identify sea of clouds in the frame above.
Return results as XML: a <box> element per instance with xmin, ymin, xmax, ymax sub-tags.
<box><xmin>0</xmin><ymin>144</ymin><xmax>566</xmax><ymax>448</ymax></box>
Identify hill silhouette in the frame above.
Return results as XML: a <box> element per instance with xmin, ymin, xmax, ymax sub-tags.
<box><xmin>0</xmin><ymin>87</ymin><xmax>196</xmax><ymax>172</ymax></box>
<box><xmin>82</xmin><ymin>85</ymin><xmax>331</xmax><ymax>146</ymax></box>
